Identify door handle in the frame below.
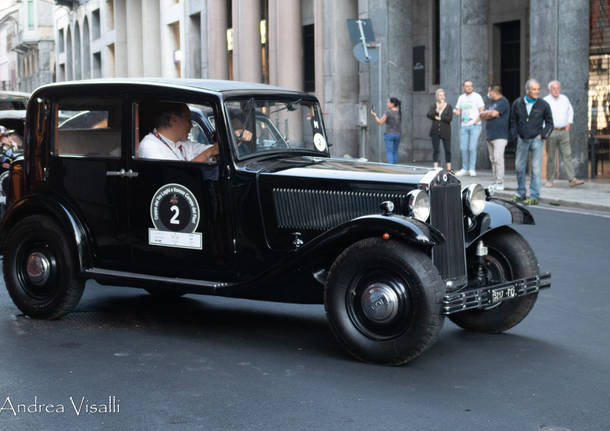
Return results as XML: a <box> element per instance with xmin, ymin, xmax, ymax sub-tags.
<box><xmin>106</xmin><ymin>169</ymin><xmax>139</xmax><ymax>178</ymax></box>
<box><xmin>106</xmin><ymin>169</ymin><xmax>125</xmax><ymax>177</ymax></box>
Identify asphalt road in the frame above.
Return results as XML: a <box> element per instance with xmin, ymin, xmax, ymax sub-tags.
<box><xmin>0</xmin><ymin>206</ymin><xmax>609</xmax><ymax>431</ymax></box>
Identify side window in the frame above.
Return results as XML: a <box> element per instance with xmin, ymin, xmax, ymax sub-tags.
<box><xmin>55</xmin><ymin>98</ymin><xmax>122</xmax><ymax>158</ymax></box>
<box><xmin>135</xmin><ymin>100</ymin><xmax>217</xmax><ymax>163</ymax></box>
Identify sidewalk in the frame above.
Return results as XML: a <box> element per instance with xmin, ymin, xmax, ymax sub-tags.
<box><xmin>457</xmin><ymin>170</ymin><xmax>610</xmax><ymax>212</ymax></box>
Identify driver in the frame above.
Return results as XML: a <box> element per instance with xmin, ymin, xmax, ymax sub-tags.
<box><xmin>138</xmin><ymin>103</ymin><xmax>218</xmax><ymax>162</ymax></box>
<box><xmin>229</xmin><ymin>110</ymin><xmax>254</xmax><ymax>156</ymax></box>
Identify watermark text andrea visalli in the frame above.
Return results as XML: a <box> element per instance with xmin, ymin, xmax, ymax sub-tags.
<box><xmin>1</xmin><ymin>395</ymin><xmax>120</xmax><ymax>416</ymax></box>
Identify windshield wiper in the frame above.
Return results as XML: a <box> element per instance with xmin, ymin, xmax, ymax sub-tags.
<box><xmin>270</xmin><ymin>98</ymin><xmax>303</xmax><ymax>114</ymax></box>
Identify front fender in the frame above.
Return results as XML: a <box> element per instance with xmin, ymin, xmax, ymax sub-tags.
<box><xmin>464</xmin><ymin>198</ymin><xmax>534</xmax><ymax>247</ymax></box>
<box><xmin>0</xmin><ymin>194</ymin><xmax>93</xmax><ymax>271</ymax></box>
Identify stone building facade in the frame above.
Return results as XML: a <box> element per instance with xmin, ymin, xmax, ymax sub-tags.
<box><xmin>0</xmin><ymin>0</ymin><xmax>55</xmax><ymax>92</ymax></box>
<box><xmin>54</xmin><ymin>0</ymin><xmax>590</xmax><ymax>176</ymax></box>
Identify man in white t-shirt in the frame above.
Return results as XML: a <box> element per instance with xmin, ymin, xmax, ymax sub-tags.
<box><xmin>453</xmin><ymin>80</ymin><xmax>485</xmax><ymax>176</ymax></box>
<box><xmin>138</xmin><ymin>103</ymin><xmax>218</xmax><ymax>162</ymax></box>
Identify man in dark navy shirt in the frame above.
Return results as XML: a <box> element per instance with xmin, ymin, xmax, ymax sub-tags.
<box><xmin>509</xmin><ymin>79</ymin><xmax>553</xmax><ymax>205</ymax></box>
<box><xmin>480</xmin><ymin>84</ymin><xmax>510</xmax><ymax>190</ymax></box>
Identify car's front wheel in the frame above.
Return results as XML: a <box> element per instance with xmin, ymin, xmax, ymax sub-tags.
<box><xmin>3</xmin><ymin>215</ymin><xmax>85</xmax><ymax>319</ymax></box>
<box><xmin>325</xmin><ymin>238</ymin><xmax>444</xmax><ymax>365</ymax></box>
<box><xmin>449</xmin><ymin>227</ymin><xmax>539</xmax><ymax>333</ymax></box>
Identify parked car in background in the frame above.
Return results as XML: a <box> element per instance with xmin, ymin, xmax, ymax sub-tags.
<box><xmin>0</xmin><ymin>91</ymin><xmax>29</xmax><ymax>111</ymax></box>
<box><xmin>0</xmin><ymin>79</ymin><xmax>550</xmax><ymax>365</ymax></box>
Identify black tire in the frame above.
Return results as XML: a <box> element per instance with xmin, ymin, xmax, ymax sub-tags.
<box><xmin>324</xmin><ymin>238</ymin><xmax>445</xmax><ymax>365</ymax></box>
<box><xmin>3</xmin><ymin>215</ymin><xmax>85</xmax><ymax>319</ymax></box>
<box><xmin>449</xmin><ymin>227</ymin><xmax>539</xmax><ymax>333</ymax></box>
<box><xmin>145</xmin><ymin>287</ymin><xmax>186</xmax><ymax>298</ymax></box>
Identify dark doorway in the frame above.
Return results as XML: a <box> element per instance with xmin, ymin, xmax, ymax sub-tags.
<box><xmin>303</xmin><ymin>24</ymin><xmax>315</xmax><ymax>92</ymax></box>
<box><xmin>497</xmin><ymin>20</ymin><xmax>521</xmax><ymax>104</ymax></box>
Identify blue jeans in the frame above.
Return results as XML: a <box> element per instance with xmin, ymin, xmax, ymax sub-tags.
<box><xmin>515</xmin><ymin>137</ymin><xmax>543</xmax><ymax>199</ymax></box>
<box><xmin>459</xmin><ymin>124</ymin><xmax>482</xmax><ymax>171</ymax></box>
<box><xmin>384</xmin><ymin>132</ymin><xmax>400</xmax><ymax>164</ymax></box>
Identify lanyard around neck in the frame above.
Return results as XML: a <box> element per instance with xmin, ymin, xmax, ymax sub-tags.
<box><xmin>153</xmin><ymin>129</ymin><xmax>185</xmax><ymax>160</ymax></box>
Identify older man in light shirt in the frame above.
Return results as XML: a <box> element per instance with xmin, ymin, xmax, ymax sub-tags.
<box><xmin>543</xmin><ymin>81</ymin><xmax>584</xmax><ymax>187</ymax></box>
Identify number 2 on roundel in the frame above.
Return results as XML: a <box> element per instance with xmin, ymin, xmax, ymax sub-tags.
<box><xmin>170</xmin><ymin>205</ymin><xmax>180</xmax><ymax>224</ymax></box>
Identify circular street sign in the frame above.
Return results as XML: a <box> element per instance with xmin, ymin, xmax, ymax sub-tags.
<box><xmin>353</xmin><ymin>42</ymin><xmax>379</xmax><ymax>64</ymax></box>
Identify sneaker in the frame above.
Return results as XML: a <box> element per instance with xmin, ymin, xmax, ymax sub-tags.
<box><xmin>569</xmin><ymin>178</ymin><xmax>584</xmax><ymax>187</ymax></box>
<box><xmin>524</xmin><ymin>198</ymin><xmax>539</xmax><ymax>205</ymax></box>
<box><xmin>494</xmin><ymin>181</ymin><xmax>504</xmax><ymax>191</ymax></box>
<box><xmin>510</xmin><ymin>195</ymin><xmax>526</xmax><ymax>203</ymax></box>
<box><xmin>469</xmin><ymin>170</ymin><xmax>477</xmax><ymax>177</ymax></box>
<box><xmin>544</xmin><ymin>181</ymin><xmax>553</xmax><ymax>188</ymax></box>
<box><xmin>455</xmin><ymin>169</ymin><xmax>467</xmax><ymax>176</ymax></box>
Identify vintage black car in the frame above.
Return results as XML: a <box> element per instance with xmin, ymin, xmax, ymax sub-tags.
<box><xmin>0</xmin><ymin>79</ymin><xmax>550</xmax><ymax>365</ymax></box>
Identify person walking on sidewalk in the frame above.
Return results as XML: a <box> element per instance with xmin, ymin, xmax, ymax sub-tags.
<box><xmin>371</xmin><ymin>97</ymin><xmax>402</xmax><ymax>164</ymax></box>
<box><xmin>426</xmin><ymin>88</ymin><xmax>453</xmax><ymax>171</ymax></box>
<box><xmin>509</xmin><ymin>79</ymin><xmax>554</xmax><ymax>205</ymax></box>
<box><xmin>543</xmin><ymin>80</ymin><xmax>584</xmax><ymax>188</ymax></box>
<box><xmin>480</xmin><ymin>84</ymin><xmax>510</xmax><ymax>190</ymax></box>
<box><xmin>454</xmin><ymin>80</ymin><xmax>484</xmax><ymax>177</ymax></box>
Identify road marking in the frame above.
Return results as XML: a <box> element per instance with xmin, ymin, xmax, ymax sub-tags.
<box><xmin>533</xmin><ymin>205</ymin><xmax>610</xmax><ymax>219</ymax></box>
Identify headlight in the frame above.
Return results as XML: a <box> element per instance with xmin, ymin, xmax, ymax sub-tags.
<box><xmin>407</xmin><ymin>189</ymin><xmax>430</xmax><ymax>222</ymax></box>
<box><xmin>463</xmin><ymin>183</ymin><xmax>486</xmax><ymax>216</ymax></box>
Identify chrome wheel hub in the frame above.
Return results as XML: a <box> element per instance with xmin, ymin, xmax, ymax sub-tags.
<box><xmin>25</xmin><ymin>252</ymin><xmax>51</xmax><ymax>286</ymax></box>
<box><xmin>360</xmin><ymin>283</ymin><xmax>399</xmax><ymax>324</ymax></box>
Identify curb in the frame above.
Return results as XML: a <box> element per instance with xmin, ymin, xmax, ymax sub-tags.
<box><xmin>493</xmin><ymin>190</ymin><xmax>610</xmax><ymax>213</ymax></box>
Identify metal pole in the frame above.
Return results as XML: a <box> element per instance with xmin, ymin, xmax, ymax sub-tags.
<box><xmin>378</xmin><ymin>43</ymin><xmax>383</xmax><ymax>163</ymax></box>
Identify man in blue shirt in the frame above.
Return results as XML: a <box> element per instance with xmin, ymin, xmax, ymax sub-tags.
<box><xmin>509</xmin><ymin>79</ymin><xmax>554</xmax><ymax>205</ymax></box>
<box><xmin>480</xmin><ymin>84</ymin><xmax>510</xmax><ymax>190</ymax></box>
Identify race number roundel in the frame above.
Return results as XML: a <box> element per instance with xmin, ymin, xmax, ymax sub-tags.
<box><xmin>150</xmin><ymin>184</ymin><xmax>200</xmax><ymax>233</ymax></box>
<box><xmin>313</xmin><ymin>133</ymin><xmax>327</xmax><ymax>152</ymax></box>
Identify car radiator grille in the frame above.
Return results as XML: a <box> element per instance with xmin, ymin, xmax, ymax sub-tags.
<box><xmin>429</xmin><ymin>182</ymin><xmax>467</xmax><ymax>283</ymax></box>
<box><xmin>273</xmin><ymin>188</ymin><xmax>409</xmax><ymax>230</ymax></box>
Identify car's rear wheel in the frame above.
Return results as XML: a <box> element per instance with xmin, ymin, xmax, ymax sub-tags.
<box><xmin>449</xmin><ymin>227</ymin><xmax>539</xmax><ymax>333</ymax></box>
<box><xmin>3</xmin><ymin>215</ymin><xmax>85</xmax><ymax>319</ymax></box>
<box><xmin>325</xmin><ymin>238</ymin><xmax>444</xmax><ymax>365</ymax></box>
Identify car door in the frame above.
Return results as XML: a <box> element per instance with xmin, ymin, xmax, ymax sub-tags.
<box><xmin>47</xmin><ymin>90</ymin><xmax>130</xmax><ymax>270</ymax></box>
<box><xmin>126</xmin><ymin>95</ymin><xmax>235</xmax><ymax>281</ymax></box>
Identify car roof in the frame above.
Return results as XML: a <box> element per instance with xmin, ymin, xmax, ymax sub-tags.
<box><xmin>34</xmin><ymin>78</ymin><xmax>308</xmax><ymax>97</ymax></box>
<box><xmin>0</xmin><ymin>91</ymin><xmax>30</xmax><ymax>100</ymax></box>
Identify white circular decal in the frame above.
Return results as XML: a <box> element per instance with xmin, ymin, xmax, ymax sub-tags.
<box><xmin>150</xmin><ymin>183</ymin><xmax>200</xmax><ymax>233</ymax></box>
<box><xmin>313</xmin><ymin>133</ymin><xmax>327</xmax><ymax>152</ymax></box>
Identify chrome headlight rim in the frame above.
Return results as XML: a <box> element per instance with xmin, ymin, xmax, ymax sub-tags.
<box><xmin>463</xmin><ymin>183</ymin><xmax>486</xmax><ymax>216</ymax></box>
<box><xmin>407</xmin><ymin>189</ymin><xmax>430</xmax><ymax>222</ymax></box>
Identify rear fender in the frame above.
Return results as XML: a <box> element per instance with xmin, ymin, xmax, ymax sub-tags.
<box><xmin>0</xmin><ymin>195</ymin><xmax>93</xmax><ymax>271</ymax></box>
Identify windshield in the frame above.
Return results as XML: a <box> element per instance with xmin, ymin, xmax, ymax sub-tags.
<box><xmin>225</xmin><ymin>97</ymin><xmax>327</xmax><ymax>158</ymax></box>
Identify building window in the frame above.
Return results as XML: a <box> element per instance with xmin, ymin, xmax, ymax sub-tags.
<box><xmin>303</xmin><ymin>24</ymin><xmax>315</xmax><ymax>92</ymax></box>
<box><xmin>28</xmin><ymin>0</ymin><xmax>35</xmax><ymax>30</ymax></box>
<box><xmin>260</xmin><ymin>0</ymin><xmax>269</xmax><ymax>83</ymax></box>
<box><xmin>92</xmin><ymin>9</ymin><xmax>101</xmax><ymax>40</ymax></box>
<box><xmin>58</xmin><ymin>29</ymin><xmax>64</xmax><ymax>53</ymax></box>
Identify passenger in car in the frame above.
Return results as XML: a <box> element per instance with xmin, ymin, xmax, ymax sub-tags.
<box><xmin>229</xmin><ymin>112</ymin><xmax>254</xmax><ymax>156</ymax></box>
<box><xmin>138</xmin><ymin>102</ymin><xmax>218</xmax><ymax>162</ymax></box>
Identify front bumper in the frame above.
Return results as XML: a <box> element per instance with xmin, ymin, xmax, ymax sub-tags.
<box><xmin>442</xmin><ymin>272</ymin><xmax>551</xmax><ymax>315</ymax></box>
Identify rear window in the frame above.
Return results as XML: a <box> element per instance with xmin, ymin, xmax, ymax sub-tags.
<box><xmin>55</xmin><ymin>98</ymin><xmax>122</xmax><ymax>158</ymax></box>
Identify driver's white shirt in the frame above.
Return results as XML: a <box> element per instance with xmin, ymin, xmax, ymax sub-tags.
<box><xmin>138</xmin><ymin>130</ymin><xmax>210</xmax><ymax>161</ymax></box>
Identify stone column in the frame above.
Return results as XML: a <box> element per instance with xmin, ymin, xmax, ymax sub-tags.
<box><xmin>268</xmin><ymin>0</ymin><xmax>303</xmax><ymax>89</ymax></box>
<box><xmin>141</xmin><ymin>0</ymin><xmax>161</xmax><ymax>76</ymax></box>
<box><xmin>232</xmin><ymin>0</ymin><xmax>261</xmax><ymax>82</ymax></box>
<box><xmin>114</xmin><ymin>0</ymin><xmax>128</xmax><ymax>77</ymax></box>
<box><xmin>206</xmin><ymin>0</ymin><xmax>228</xmax><ymax>79</ymax></box>
<box><xmin>314</xmin><ymin>0</ymin><xmax>325</xmax><ymax>109</ymax></box>
<box><xmin>530</xmin><ymin>0</ymin><xmax>589</xmax><ymax>178</ymax></box>
<box><xmin>440</xmin><ymin>0</ymin><xmax>488</xmax><ymax>170</ymax></box>
<box><xmin>324</xmin><ymin>0</ymin><xmax>359</xmax><ymax>158</ymax></box>
<box><xmin>365</xmin><ymin>0</ymin><xmax>412</xmax><ymax>163</ymax></box>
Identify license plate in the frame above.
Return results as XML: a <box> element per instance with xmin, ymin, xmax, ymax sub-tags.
<box><xmin>491</xmin><ymin>286</ymin><xmax>517</xmax><ymax>303</ymax></box>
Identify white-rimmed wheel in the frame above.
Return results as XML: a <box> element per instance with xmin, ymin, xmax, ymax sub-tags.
<box><xmin>3</xmin><ymin>215</ymin><xmax>84</xmax><ymax>319</ymax></box>
<box><xmin>325</xmin><ymin>238</ymin><xmax>445</xmax><ymax>365</ymax></box>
